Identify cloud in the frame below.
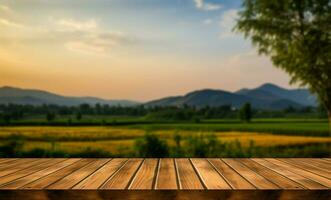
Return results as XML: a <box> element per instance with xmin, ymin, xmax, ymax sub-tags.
<box><xmin>65</xmin><ymin>31</ymin><xmax>136</xmax><ymax>54</ymax></box>
<box><xmin>56</xmin><ymin>18</ymin><xmax>98</xmax><ymax>32</ymax></box>
<box><xmin>53</xmin><ymin>18</ymin><xmax>136</xmax><ymax>53</ymax></box>
<box><xmin>0</xmin><ymin>15</ymin><xmax>137</xmax><ymax>54</ymax></box>
<box><xmin>0</xmin><ymin>4</ymin><xmax>11</xmax><ymax>12</ymax></box>
<box><xmin>219</xmin><ymin>9</ymin><xmax>239</xmax><ymax>39</ymax></box>
<box><xmin>194</xmin><ymin>0</ymin><xmax>222</xmax><ymax>11</ymax></box>
<box><xmin>0</xmin><ymin>18</ymin><xmax>24</xmax><ymax>28</ymax></box>
<box><xmin>203</xmin><ymin>18</ymin><xmax>213</xmax><ymax>25</ymax></box>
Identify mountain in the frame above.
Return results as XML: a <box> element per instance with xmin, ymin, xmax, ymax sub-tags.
<box><xmin>0</xmin><ymin>86</ymin><xmax>139</xmax><ymax>106</ymax></box>
<box><xmin>236</xmin><ymin>83</ymin><xmax>317</xmax><ymax>106</ymax></box>
<box><xmin>0</xmin><ymin>83</ymin><xmax>318</xmax><ymax>110</ymax></box>
<box><xmin>146</xmin><ymin>83</ymin><xmax>317</xmax><ymax>110</ymax></box>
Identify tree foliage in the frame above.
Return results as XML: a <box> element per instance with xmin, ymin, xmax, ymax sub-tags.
<box><xmin>235</xmin><ymin>0</ymin><xmax>331</xmax><ymax>121</ymax></box>
<box><xmin>240</xmin><ymin>102</ymin><xmax>252</xmax><ymax>122</ymax></box>
<box><xmin>134</xmin><ymin>133</ymin><xmax>169</xmax><ymax>157</ymax></box>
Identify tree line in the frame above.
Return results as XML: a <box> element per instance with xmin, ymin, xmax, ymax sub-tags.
<box><xmin>0</xmin><ymin>103</ymin><xmax>326</xmax><ymax>124</ymax></box>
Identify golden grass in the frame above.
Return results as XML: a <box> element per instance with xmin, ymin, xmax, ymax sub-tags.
<box><xmin>1</xmin><ymin>126</ymin><xmax>330</xmax><ymax>154</ymax></box>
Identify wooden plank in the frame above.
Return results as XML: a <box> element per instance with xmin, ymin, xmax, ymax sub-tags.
<box><xmin>209</xmin><ymin>159</ymin><xmax>255</xmax><ymax>189</ymax></box>
<box><xmin>266</xmin><ymin>159</ymin><xmax>331</xmax><ymax>188</ymax></box>
<box><xmin>223</xmin><ymin>159</ymin><xmax>278</xmax><ymax>189</ymax></box>
<box><xmin>295</xmin><ymin>159</ymin><xmax>331</xmax><ymax>171</ymax></box>
<box><xmin>191</xmin><ymin>158</ymin><xmax>231</xmax><ymax>189</ymax></box>
<box><xmin>129</xmin><ymin>159</ymin><xmax>158</xmax><ymax>190</ymax></box>
<box><xmin>0</xmin><ymin>159</ymin><xmax>45</xmax><ymax>177</ymax></box>
<box><xmin>0</xmin><ymin>159</ymin><xmax>62</xmax><ymax>187</ymax></box>
<box><xmin>253</xmin><ymin>159</ymin><xmax>327</xmax><ymax>189</ymax></box>
<box><xmin>0</xmin><ymin>158</ymin><xmax>329</xmax><ymax>192</ymax></box>
<box><xmin>176</xmin><ymin>158</ymin><xmax>204</xmax><ymax>190</ymax></box>
<box><xmin>47</xmin><ymin>159</ymin><xmax>109</xmax><ymax>189</ymax></box>
<box><xmin>74</xmin><ymin>158</ymin><xmax>127</xmax><ymax>189</ymax></box>
<box><xmin>239</xmin><ymin>159</ymin><xmax>303</xmax><ymax>189</ymax></box>
<box><xmin>279</xmin><ymin>159</ymin><xmax>331</xmax><ymax>179</ymax></box>
<box><xmin>23</xmin><ymin>159</ymin><xmax>93</xmax><ymax>189</ymax></box>
<box><xmin>155</xmin><ymin>158</ymin><xmax>178</xmax><ymax>190</ymax></box>
<box><xmin>101</xmin><ymin>158</ymin><xmax>143</xmax><ymax>189</ymax></box>
<box><xmin>0</xmin><ymin>159</ymin><xmax>18</xmax><ymax>165</ymax></box>
<box><xmin>1</xmin><ymin>190</ymin><xmax>331</xmax><ymax>200</ymax></box>
<box><xmin>0</xmin><ymin>159</ymin><xmax>79</xmax><ymax>189</ymax></box>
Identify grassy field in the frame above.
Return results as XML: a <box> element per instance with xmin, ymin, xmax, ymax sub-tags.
<box><xmin>0</xmin><ymin>125</ymin><xmax>330</xmax><ymax>156</ymax></box>
<box><xmin>3</xmin><ymin>118</ymin><xmax>329</xmax><ymax>137</ymax></box>
<box><xmin>126</xmin><ymin>121</ymin><xmax>330</xmax><ymax>137</ymax></box>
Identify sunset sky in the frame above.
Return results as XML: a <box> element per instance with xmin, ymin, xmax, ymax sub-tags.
<box><xmin>0</xmin><ymin>0</ymin><xmax>295</xmax><ymax>101</ymax></box>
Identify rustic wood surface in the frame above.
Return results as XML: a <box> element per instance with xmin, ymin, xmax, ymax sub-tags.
<box><xmin>0</xmin><ymin>158</ymin><xmax>330</xmax><ymax>200</ymax></box>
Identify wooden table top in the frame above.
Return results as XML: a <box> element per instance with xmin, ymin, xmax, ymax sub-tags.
<box><xmin>0</xmin><ymin>158</ymin><xmax>330</xmax><ymax>190</ymax></box>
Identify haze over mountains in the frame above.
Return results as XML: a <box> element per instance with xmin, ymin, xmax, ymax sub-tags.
<box><xmin>0</xmin><ymin>83</ymin><xmax>317</xmax><ymax>110</ymax></box>
<box><xmin>146</xmin><ymin>83</ymin><xmax>317</xmax><ymax>110</ymax></box>
<box><xmin>0</xmin><ymin>86</ymin><xmax>139</xmax><ymax>107</ymax></box>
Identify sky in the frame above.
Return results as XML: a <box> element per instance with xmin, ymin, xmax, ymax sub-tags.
<box><xmin>0</xmin><ymin>0</ymin><xmax>296</xmax><ymax>101</ymax></box>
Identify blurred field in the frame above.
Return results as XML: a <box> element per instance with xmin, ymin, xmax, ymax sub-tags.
<box><xmin>128</xmin><ymin>121</ymin><xmax>329</xmax><ymax>137</ymax></box>
<box><xmin>0</xmin><ymin>126</ymin><xmax>330</xmax><ymax>155</ymax></box>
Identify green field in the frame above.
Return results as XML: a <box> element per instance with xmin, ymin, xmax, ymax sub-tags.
<box><xmin>0</xmin><ymin>119</ymin><xmax>330</xmax><ymax>158</ymax></box>
<box><xmin>127</xmin><ymin>121</ymin><xmax>329</xmax><ymax>137</ymax></box>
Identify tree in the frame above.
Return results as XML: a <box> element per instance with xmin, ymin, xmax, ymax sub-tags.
<box><xmin>76</xmin><ymin>112</ymin><xmax>82</xmax><ymax>121</ymax></box>
<box><xmin>2</xmin><ymin>114</ymin><xmax>11</xmax><ymax>124</ymax></box>
<box><xmin>46</xmin><ymin>112</ymin><xmax>56</xmax><ymax>122</ymax></box>
<box><xmin>235</xmin><ymin>0</ymin><xmax>331</xmax><ymax>129</ymax></box>
<box><xmin>134</xmin><ymin>133</ymin><xmax>169</xmax><ymax>157</ymax></box>
<box><xmin>239</xmin><ymin>103</ymin><xmax>252</xmax><ymax>122</ymax></box>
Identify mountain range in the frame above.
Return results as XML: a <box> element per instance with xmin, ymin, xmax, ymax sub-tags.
<box><xmin>0</xmin><ymin>83</ymin><xmax>317</xmax><ymax>109</ymax></box>
<box><xmin>146</xmin><ymin>83</ymin><xmax>317</xmax><ymax>110</ymax></box>
<box><xmin>0</xmin><ymin>86</ymin><xmax>139</xmax><ymax>107</ymax></box>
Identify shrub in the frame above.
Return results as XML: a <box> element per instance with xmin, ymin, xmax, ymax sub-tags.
<box><xmin>134</xmin><ymin>133</ymin><xmax>169</xmax><ymax>157</ymax></box>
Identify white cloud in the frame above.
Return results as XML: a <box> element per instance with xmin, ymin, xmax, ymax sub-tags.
<box><xmin>203</xmin><ymin>18</ymin><xmax>213</xmax><ymax>25</ymax></box>
<box><xmin>65</xmin><ymin>31</ymin><xmax>136</xmax><ymax>53</ymax></box>
<box><xmin>0</xmin><ymin>15</ymin><xmax>137</xmax><ymax>54</ymax></box>
<box><xmin>219</xmin><ymin>9</ymin><xmax>239</xmax><ymax>39</ymax></box>
<box><xmin>52</xmin><ymin>18</ymin><xmax>136</xmax><ymax>53</ymax></box>
<box><xmin>56</xmin><ymin>18</ymin><xmax>98</xmax><ymax>32</ymax></box>
<box><xmin>0</xmin><ymin>18</ymin><xmax>24</xmax><ymax>28</ymax></box>
<box><xmin>194</xmin><ymin>0</ymin><xmax>222</xmax><ymax>11</ymax></box>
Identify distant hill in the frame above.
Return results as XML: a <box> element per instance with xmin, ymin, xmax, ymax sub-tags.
<box><xmin>146</xmin><ymin>83</ymin><xmax>317</xmax><ymax>110</ymax></box>
<box><xmin>0</xmin><ymin>86</ymin><xmax>139</xmax><ymax>106</ymax></box>
<box><xmin>236</xmin><ymin>83</ymin><xmax>317</xmax><ymax>106</ymax></box>
<box><xmin>0</xmin><ymin>83</ymin><xmax>318</xmax><ymax>109</ymax></box>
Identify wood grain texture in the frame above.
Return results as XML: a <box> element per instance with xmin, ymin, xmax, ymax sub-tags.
<box><xmin>266</xmin><ymin>159</ymin><xmax>331</xmax><ymax>188</ymax></box>
<box><xmin>74</xmin><ymin>158</ymin><xmax>127</xmax><ymax>189</ymax></box>
<box><xmin>47</xmin><ymin>159</ymin><xmax>109</xmax><ymax>189</ymax></box>
<box><xmin>0</xmin><ymin>159</ymin><xmax>18</xmax><ymax>166</ymax></box>
<box><xmin>253</xmin><ymin>158</ymin><xmax>327</xmax><ymax>189</ymax></box>
<box><xmin>176</xmin><ymin>158</ymin><xmax>204</xmax><ymax>189</ymax></box>
<box><xmin>208</xmin><ymin>159</ymin><xmax>255</xmax><ymax>189</ymax></box>
<box><xmin>296</xmin><ymin>158</ymin><xmax>331</xmax><ymax>171</ymax></box>
<box><xmin>101</xmin><ymin>158</ymin><xmax>142</xmax><ymax>189</ymax></box>
<box><xmin>280</xmin><ymin>159</ymin><xmax>331</xmax><ymax>179</ymax></box>
<box><xmin>155</xmin><ymin>158</ymin><xmax>178</xmax><ymax>190</ymax></box>
<box><xmin>23</xmin><ymin>159</ymin><xmax>93</xmax><ymax>189</ymax></box>
<box><xmin>0</xmin><ymin>159</ymin><xmax>45</xmax><ymax>177</ymax></box>
<box><xmin>129</xmin><ymin>159</ymin><xmax>158</xmax><ymax>190</ymax></box>
<box><xmin>239</xmin><ymin>158</ymin><xmax>303</xmax><ymax>189</ymax></box>
<box><xmin>191</xmin><ymin>158</ymin><xmax>231</xmax><ymax>189</ymax></box>
<box><xmin>0</xmin><ymin>159</ymin><xmax>79</xmax><ymax>189</ymax></box>
<box><xmin>0</xmin><ymin>158</ymin><xmax>329</xmax><ymax>193</ymax></box>
<box><xmin>223</xmin><ymin>159</ymin><xmax>279</xmax><ymax>189</ymax></box>
<box><xmin>0</xmin><ymin>159</ymin><xmax>62</xmax><ymax>187</ymax></box>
